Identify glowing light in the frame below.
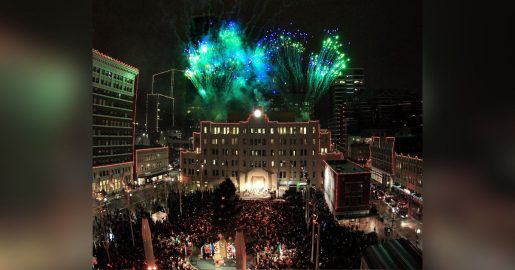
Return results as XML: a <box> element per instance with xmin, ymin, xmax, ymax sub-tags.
<box><xmin>185</xmin><ymin>22</ymin><xmax>271</xmax><ymax>121</ymax></box>
<box><xmin>253</xmin><ymin>109</ymin><xmax>262</xmax><ymax>118</ymax></box>
<box><xmin>184</xmin><ymin>23</ymin><xmax>350</xmax><ymax>121</ymax></box>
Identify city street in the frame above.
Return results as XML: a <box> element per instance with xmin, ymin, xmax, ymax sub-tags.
<box><xmin>93</xmin><ymin>172</ymin><xmax>182</xmax><ymax>214</ymax></box>
<box><xmin>373</xmin><ymin>199</ymin><xmax>423</xmax><ymax>250</ymax></box>
<box><xmin>338</xmin><ymin>199</ymin><xmax>423</xmax><ymax>250</ymax></box>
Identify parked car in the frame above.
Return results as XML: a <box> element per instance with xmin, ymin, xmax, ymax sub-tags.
<box><xmin>377</xmin><ymin>190</ymin><xmax>385</xmax><ymax>200</ymax></box>
<box><xmin>397</xmin><ymin>207</ymin><xmax>409</xmax><ymax>219</ymax></box>
<box><xmin>398</xmin><ymin>199</ymin><xmax>408</xmax><ymax>208</ymax></box>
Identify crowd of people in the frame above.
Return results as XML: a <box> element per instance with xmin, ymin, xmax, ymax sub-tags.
<box><xmin>93</xmin><ymin>191</ymin><xmax>219</xmax><ymax>269</ymax></box>
<box><xmin>311</xmin><ymin>190</ymin><xmax>379</xmax><ymax>269</ymax></box>
<box><xmin>93</xmin><ymin>185</ymin><xmax>378</xmax><ymax>269</ymax></box>
<box><xmin>236</xmin><ymin>194</ymin><xmax>311</xmax><ymax>269</ymax></box>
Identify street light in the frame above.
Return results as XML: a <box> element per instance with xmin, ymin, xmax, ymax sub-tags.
<box><xmin>416</xmin><ymin>228</ymin><xmax>421</xmax><ymax>248</ymax></box>
<box><xmin>201</xmin><ymin>164</ymin><xmax>204</xmax><ymax>200</ymax></box>
<box><xmin>391</xmin><ymin>208</ymin><xmax>397</xmax><ymax>238</ymax></box>
<box><xmin>178</xmin><ymin>168</ymin><xmax>183</xmax><ymax>215</ymax></box>
<box><xmin>311</xmin><ymin>214</ymin><xmax>317</xmax><ymax>263</ymax></box>
<box><xmin>315</xmin><ymin>217</ymin><xmax>321</xmax><ymax>270</ymax></box>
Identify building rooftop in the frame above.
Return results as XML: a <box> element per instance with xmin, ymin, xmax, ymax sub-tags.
<box><xmin>135</xmin><ymin>145</ymin><xmax>168</xmax><ymax>151</ymax></box>
<box><xmin>227</xmin><ymin>111</ymin><xmax>296</xmax><ymax>122</ymax></box>
<box><xmin>92</xmin><ymin>49</ymin><xmax>139</xmax><ymax>73</ymax></box>
<box><xmin>326</xmin><ymin>159</ymin><xmax>368</xmax><ymax>173</ymax></box>
<box><xmin>395</xmin><ymin>136</ymin><xmax>423</xmax><ymax>158</ymax></box>
<box><xmin>362</xmin><ymin>238</ymin><xmax>422</xmax><ymax>269</ymax></box>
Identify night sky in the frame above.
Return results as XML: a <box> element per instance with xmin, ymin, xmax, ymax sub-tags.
<box><xmin>93</xmin><ymin>0</ymin><xmax>421</xmax><ymax>123</ymax></box>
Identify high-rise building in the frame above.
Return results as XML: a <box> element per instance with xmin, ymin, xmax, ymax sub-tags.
<box><xmin>92</xmin><ymin>49</ymin><xmax>139</xmax><ymax>194</ymax></box>
<box><xmin>180</xmin><ymin>107</ymin><xmax>343</xmax><ymax>195</ymax></box>
<box><xmin>146</xmin><ymin>93</ymin><xmax>174</xmax><ymax>135</ymax></box>
<box><xmin>327</xmin><ymin>68</ymin><xmax>365</xmax><ymax>152</ymax></box>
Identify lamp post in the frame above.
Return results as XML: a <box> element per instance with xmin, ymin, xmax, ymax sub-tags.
<box><xmin>99</xmin><ymin>204</ymin><xmax>111</xmax><ymax>265</ymax></box>
<box><xmin>416</xmin><ymin>228</ymin><xmax>421</xmax><ymax>249</ymax></box>
<box><xmin>123</xmin><ymin>188</ymin><xmax>136</xmax><ymax>248</ymax></box>
<box><xmin>315</xmin><ymin>219</ymin><xmax>321</xmax><ymax>270</ymax></box>
<box><xmin>178</xmin><ymin>168</ymin><xmax>183</xmax><ymax>216</ymax></box>
<box><xmin>391</xmin><ymin>207</ymin><xmax>397</xmax><ymax>238</ymax></box>
<box><xmin>311</xmin><ymin>214</ymin><xmax>317</xmax><ymax>263</ymax></box>
<box><xmin>201</xmin><ymin>164</ymin><xmax>204</xmax><ymax>200</ymax></box>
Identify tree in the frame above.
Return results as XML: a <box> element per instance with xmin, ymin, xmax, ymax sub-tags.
<box><xmin>212</xmin><ymin>178</ymin><xmax>240</xmax><ymax>229</ymax></box>
<box><xmin>216</xmin><ymin>178</ymin><xmax>237</xmax><ymax>199</ymax></box>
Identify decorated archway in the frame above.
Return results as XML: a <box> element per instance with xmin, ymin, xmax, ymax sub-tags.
<box><xmin>239</xmin><ymin>168</ymin><xmax>276</xmax><ymax>194</ymax></box>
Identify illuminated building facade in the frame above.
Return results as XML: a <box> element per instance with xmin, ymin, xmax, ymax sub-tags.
<box><xmin>328</xmin><ymin>68</ymin><xmax>364</xmax><ymax>152</ymax></box>
<box><xmin>349</xmin><ymin>142</ymin><xmax>371</xmax><ymax>166</ymax></box>
<box><xmin>370</xmin><ymin>136</ymin><xmax>395</xmax><ymax>187</ymax></box>
<box><xmin>180</xmin><ymin>108</ymin><xmax>342</xmax><ymax>194</ymax></box>
<box><xmin>135</xmin><ymin>146</ymin><xmax>170</xmax><ymax>186</ymax></box>
<box><xmin>323</xmin><ymin>159</ymin><xmax>370</xmax><ymax>217</ymax></box>
<box><xmin>92</xmin><ymin>49</ymin><xmax>139</xmax><ymax>194</ymax></box>
<box><xmin>394</xmin><ymin>153</ymin><xmax>422</xmax><ymax>194</ymax></box>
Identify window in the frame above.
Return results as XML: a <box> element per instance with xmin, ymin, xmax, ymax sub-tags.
<box><xmin>270</xmin><ymin>128</ymin><xmax>274</xmax><ymax>134</ymax></box>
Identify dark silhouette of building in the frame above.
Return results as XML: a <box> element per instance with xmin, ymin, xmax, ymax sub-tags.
<box><xmin>357</xmin><ymin>88</ymin><xmax>422</xmax><ymax>137</ymax></box>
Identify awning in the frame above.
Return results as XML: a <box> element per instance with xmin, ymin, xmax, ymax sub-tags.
<box><xmin>140</xmin><ymin>169</ymin><xmax>169</xmax><ymax>179</ymax></box>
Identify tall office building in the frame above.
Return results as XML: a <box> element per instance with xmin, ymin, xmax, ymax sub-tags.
<box><xmin>92</xmin><ymin>49</ymin><xmax>139</xmax><ymax>194</ymax></box>
<box><xmin>328</xmin><ymin>68</ymin><xmax>365</xmax><ymax>152</ymax></box>
<box><xmin>146</xmin><ymin>93</ymin><xmax>174</xmax><ymax>134</ymax></box>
